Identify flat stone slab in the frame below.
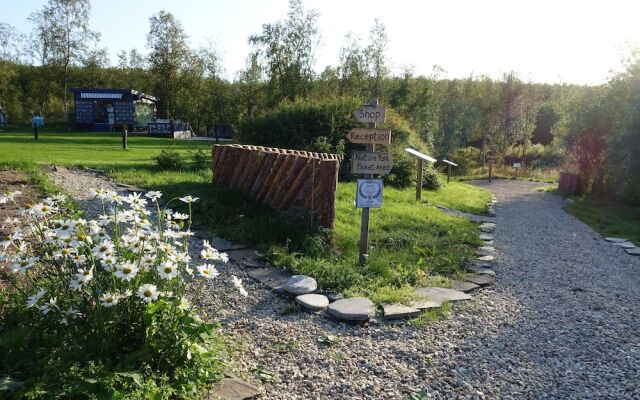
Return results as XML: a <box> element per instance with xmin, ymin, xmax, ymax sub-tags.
<box><xmin>282</xmin><ymin>275</ymin><xmax>317</xmax><ymax>295</ymax></box>
<box><xmin>625</xmin><ymin>248</ymin><xmax>640</xmax><ymax>256</ymax></box>
<box><xmin>466</xmin><ymin>274</ymin><xmax>495</xmax><ymax>287</ymax></box>
<box><xmin>477</xmin><ymin>255</ymin><xmax>495</xmax><ymax>262</ymax></box>
<box><xmin>472</xmin><ymin>261</ymin><xmax>494</xmax><ymax>269</ymax></box>
<box><xmin>614</xmin><ymin>241</ymin><xmax>636</xmax><ymax>249</ymax></box>
<box><xmin>246</xmin><ymin>267</ymin><xmax>290</xmax><ymax>289</ymax></box>
<box><xmin>604</xmin><ymin>237</ymin><xmax>627</xmax><ymax>243</ymax></box>
<box><xmin>326</xmin><ymin>293</ymin><xmax>344</xmax><ymax>302</ymax></box>
<box><xmin>208</xmin><ymin>377</ymin><xmax>261</xmax><ymax>400</ymax></box>
<box><xmin>482</xmin><ymin>240</ymin><xmax>494</xmax><ymax>245</ymax></box>
<box><xmin>327</xmin><ymin>297</ymin><xmax>375</xmax><ymax>321</ymax></box>
<box><xmin>466</xmin><ymin>265</ymin><xmax>496</xmax><ymax>276</ymax></box>
<box><xmin>414</xmin><ymin>287</ymin><xmax>472</xmax><ymax>303</ymax></box>
<box><xmin>479</xmin><ymin>223</ymin><xmax>496</xmax><ymax>232</ymax></box>
<box><xmin>407</xmin><ymin>299</ymin><xmax>442</xmax><ymax>310</ymax></box>
<box><xmin>210</xmin><ymin>237</ymin><xmax>246</xmax><ymax>252</ymax></box>
<box><xmin>380</xmin><ymin>303</ymin><xmax>422</xmax><ymax>320</ymax></box>
<box><xmin>226</xmin><ymin>249</ymin><xmax>263</xmax><ymax>264</ymax></box>
<box><xmin>479</xmin><ymin>233</ymin><xmax>494</xmax><ymax>241</ymax></box>
<box><xmin>478</xmin><ymin>246</ymin><xmax>495</xmax><ymax>253</ymax></box>
<box><xmin>296</xmin><ymin>294</ymin><xmax>329</xmax><ymax>311</ymax></box>
<box><xmin>451</xmin><ymin>280</ymin><xmax>480</xmax><ymax>293</ymax></box>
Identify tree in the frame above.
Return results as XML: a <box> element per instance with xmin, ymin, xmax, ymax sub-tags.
<box><xmin>236</xmin><ymin>52</ymin><xmax>264</xmax><ymax>118</ymax></box>
<box><xmin>337</xmin><ymin>32</ymin><xmax>367</xmax><ymax>98</ymax></box>
<box><xmin>147</xmin><ymin>10</ymin><xmax>189</xmax><ymax>118</ymax></box>
<box><xmin>249</xmin><ymin>0</ymin><xmax>319</xmax><ymax>104</ymax></box>
<box><xmin>365</xmin><ymin>19</ymin><xmax>389</xmax><ymax>98</ymax></box>
<box><xmin>36</xmin><ymin>0</ymin><xmax>99</xmax><ymax>122</ymax></box>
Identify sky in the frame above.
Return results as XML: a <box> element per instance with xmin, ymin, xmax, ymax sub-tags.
<box><xmin>3</xmin><ymin>0</ymin><xmax>640</xmax><ymax>85</ymax></box>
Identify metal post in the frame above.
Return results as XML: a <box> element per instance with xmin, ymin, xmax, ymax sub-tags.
<box><xmin>358</xmin><ymin>98</ymin><xmax>378</xmax><ymax>265</ymax></box>
<box><xmin>416</xmin><ymin>159</ymin><xmax>423</xmax><ymax>201</ymax></box>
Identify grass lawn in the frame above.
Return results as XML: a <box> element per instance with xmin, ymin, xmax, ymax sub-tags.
<box><xmin>1</xmin><ymin>131</ymin><xmax>491</xmax><ymax>303</ymax></box>
<box><xmin>0</xmin><ymin>130</ymin><xmax>211</xmax><ymax>167</ymax></box>
<box><xmin>565</xmin><ymin>199</ymin><xmax>640</xmax><ymax>245</ymax></box>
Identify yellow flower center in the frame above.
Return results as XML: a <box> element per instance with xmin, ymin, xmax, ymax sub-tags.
<box><xmin>123</xmin><ymin>267</ymin><xmax>132</xmax><ymax>274</ymax></box>
<box><xmin>164</xmin><ymin>267</ymin><xmax>172</xmax><ymax>273</ymax></box>
<box><xmin>99</xmin><ymin>246</ymin><xmax>107</xmax><ymax>252</ymax></box>
<box><xmin>144</xmin><ymin>290</ymin><xmax>152</xmax><ymax>297</ymax></box>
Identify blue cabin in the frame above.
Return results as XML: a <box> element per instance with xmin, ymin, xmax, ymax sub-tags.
<box><xmin>71</xmin><ymin>88</ymin><xmax>158</xmax><ymax>131</ymax></box>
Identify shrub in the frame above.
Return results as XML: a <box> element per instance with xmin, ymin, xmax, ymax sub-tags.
<box><xmin>191</xmin><ymin>149</ymin><xmax>210</xmax><ymax>170</ymax></box>
<box><xmin>422</xmin><ymin>164</ymin><xmax>441</xmax><ymax>191</ymax></box>
<box><xmin>154</xmin><ymin>149</ymin><xmax>185</xmax><ymax>171</ymax></box>
<box><xmin>449</xmin><ymin>147</ymin><xmax>481</xmax><ymax>174</ymax></box>
<box><xmin>0</xmin><ymin>190</ymin><xmax>244</xmax><ymax>398</ymax></box>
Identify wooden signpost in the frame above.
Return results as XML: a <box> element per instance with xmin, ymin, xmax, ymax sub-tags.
<box><xmin>442</xmin><ymin>159</ymin><xmax>458</xmax><ymax>183</ymax></box>
<box><xmin>348</xmin><ymin>99</ymin><xmax>390</xmax><ymax>265</ymax></box>
<box><xmin>404</xmin><ymin>148</ymin><xmax>436</xmax><ymax>201</ymax></box>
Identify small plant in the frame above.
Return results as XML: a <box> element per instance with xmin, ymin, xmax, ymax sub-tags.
<box><xmin>154</xmin><ymin>148</ymin><xmax>185</xmax><ymax>171</ymax></box>
<box><xmin>317</xmin><ymin>334</ymin><xmax>340</xmax><ymax>347</ymax></box>
<box><xmin>281</xmin><ymin>303</ymin><xmax>300</xmax><ymax>316</ymax></box>
<box><xmin>191</xmin><ymin>149</ymin><xmax>210</xmax><ymax>170</ymax></box>
<box><xmin>273</xmin><ymin>340</ymin><xmax>299</xmax><ymax>354</ymax></box>
<box><xmin>250</xmin><ymin>365</ymin><xmax>280</xmax><ymax>383</ymax></box>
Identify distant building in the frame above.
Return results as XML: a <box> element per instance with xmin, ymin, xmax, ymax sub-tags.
<box><xmin>0</xmin><ymin>105</ymin><xmax>7</xmax><ymax>128</ymax></box>
<box><xmin>71</xmin><ymin>88</ymin><xmax>158</xmax><ymax>131</ymax></box>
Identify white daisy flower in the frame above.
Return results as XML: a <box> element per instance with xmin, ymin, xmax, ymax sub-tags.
<box><xmin>231</xmin><ymin>275</ymin><xmax>249</xmax><ymax>297</ymax></box>
<box><xmin>197</xmin><ymin>264</ymin><xmax>220</xmax><ymax>280</ymax></box>
<box><xmin>69</xmin><ymin>279</ymin><xmax>83</xmax><ymax>291</ymax></box>
<box><xmin>0</xmin><ymin>191</ymin><xmax>22</xmax><ymax>204</ymax></box>
<box><xmin>26</xmin><ymin>288</ymin><xmax>46</xmax><ymax>308</ymax></box>
<box><xmin>115</xmin><ymin>261</ymin><xmax>139</xmax><ymax>281</ymax></box>
<box><xmin>157</xmin><ymin>261</ymin><xmax>178</xmax><ymax>280</ymax></box>
<box><xmin>38</xmin><ymin>297</ymin><xmax>58</xmax><ymax>314</ymax></box>
<box><xmin>145</xmin><ymin>191</ymin><xmax>162</xmax><ymax>201</ymax></box>
<box><xmin>99</xmin><ymin>292</ymin><xmax>120</xmax><ymax>307</ymax></box>
<box><xmin>74</xmin><ymin>268</ymin><xmax>94</xmax><ymax>284</ymax></box>
<box><xmin>179</xmin><ymin>195</ymin><xmax>199</xmax><ymax>203</ymax></box>
<box><xmin>171</xmin><ymin>212</ymin><xmax>189</xmax><ymax>221</ymax></box>
<box><xmin>178</xmin><ymin>297</ymin><xmax>191</xmax><ymax>311</ymax></box>
<box><xmin>92</xmin><ymin>240</ymin><xmax>115</xmax><ymax>259</ymax></box>
<box><xmin>137</xmin><ymin>284</ymin><xmax>159</xmax><ymax>303</ymax></box>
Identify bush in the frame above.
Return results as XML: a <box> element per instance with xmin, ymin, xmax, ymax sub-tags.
<box><xmin>191</xmin><ymin>149</ymin><xmax>210</xmax><ymax>170</ymax></box>
<box><xmin>449</xmin><ymin>147</ymin><xmax>481</xmax><ymax>174</ymax></box>
<box><xmin>422</xmin><ymin>164</ymin><xmax>441</xmax><ymax>191</ymax></box>
<box><xmin>0</xmin><ymin>190</ymin><xmax>243</xmax><ymax>398</ymax></box>
<box><xmin>154</xmin><ymin>149</ymin><xmax>185</xmax><ymax>171</ymax></box>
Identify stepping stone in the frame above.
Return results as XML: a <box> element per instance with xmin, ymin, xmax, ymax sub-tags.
<box><xmin>380</xmin><ymin>303</ymin><xmax>422</xmax><ymax>320</ymax></box>
<box><xmin>477</xmin><ymin>255</ymin><xmax>495</xmax><ymax>262</ymax></box>
<box><xmin>296</xmin><ymin>294</ymin><xmax>329</xmax><ymax>311</ymax></box>
<box><xmin>466</xmin><ymin>274</ymin><xmax>495</xmax><ymax>287</ymax></box>
<box><xmin>326</xmin><ymin>293</ymin><xmax>344</xmax><ymax>302</ymax></box>
<box><xmin>282</xmin><ymin>275</ymin><xmax>317</xmax><ymax>295</ymax></box>
<box><xmin>407</xmin><ymin>299</ymin><xmax>442</xmax><ymax>310</ymax></box>
<box><xmin>472</xmin><ymin>261</ymin><xmax>494</xmax><ymax>269</ymax></box>
<box><xmin>243</xmin><ymin>259</ymin><xmax>266</xmax><ymax>268</ymax></box>
<box><xmin>626</xmin><ymin>248</ymin><xmax>640</xmax><ymax>256</ymax></box>
<box><xmin>451</xmin><ymin>280</ymin><xmax>479</xmax><ymax>293</ymax></box>
<box><xmin>226</xmin><ymin>249</ymin><xmax>263</xmax><ymax>265</ymax></box>
<box><xmin>208</xmin><ymin>377</ymin><xmax>261</xmax><ymax>400</ymax></box>
<box><xmin>482</xmin><ymin>240</ymin><xmax>495</xmax><ymax>245</ymax></box>
<box><xmin>327</xmin><ymin>297</ymin><xmax>375</xmax><ymax>321</ymax></box>
<box><xmin>478</xmin><ymin>246</ymin><xmax>495</xmax><ymax>253</ymax></box>
<box><xmin>479</xmin><ymin>223</ymin><xmax>496</xmax><ymax>233</ymax></box>
<box><xmin>466</xmin><ymin>265</ymin><xmax>496</xmax><ymax>276</ymax></box>
<box><xmin>479</xmin><ymin>233</ymin><xmax>494</xmax><ymax>241</ymax></box>
<box><xmin>487</xmin><ymin>208</ymin><xmax>496</xmax><ymax>217</ymax></box>
<box><xmin>414</xmin><ymin>287</ymin><xmax>472</xmax><ymax>303</ymax></box>
<box><xmin>210</xmin><ymin>237</ymin><xmax>246</xmax><ymax>251</ymax></box>
<box><xmin>604</xmin><ymin>237</ymin><xmax>627</xmax><ymax>243</ymax></box>
<box><xmin>247</xmin><ymin>267</ymin><xmax>290</xmax><ymax>289</ymax></box>
<box><xmin>614</xmin><ymin>241</ymin><xmax>636</xmax><ymax>249</ymax></box>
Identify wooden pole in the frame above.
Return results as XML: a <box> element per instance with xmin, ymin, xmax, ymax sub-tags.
<box><xmin>447</xmin><ymin>163</ymin><xmax>451</xmax><ymax>183</ymax></box>
<box><xmin>416</xmin><ymin>159</ymin><xmax>423</xmax><ymax>201</ymax></box>
<box><xmin>359</xmin><ymin>99</ymin><xmax>378</xmax><ymax>265</ymax></box>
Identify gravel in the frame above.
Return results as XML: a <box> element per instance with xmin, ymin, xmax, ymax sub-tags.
<box><xmin>49</xmin><ymin>170</ymin><xmax>640</xmax><ymax>399</ymax></box>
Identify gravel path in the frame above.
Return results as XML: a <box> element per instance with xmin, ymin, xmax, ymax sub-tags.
<box><xmin>48</xmin><ymin>170</ymin><xmax>640</xmax><ymax>399</ymax></box>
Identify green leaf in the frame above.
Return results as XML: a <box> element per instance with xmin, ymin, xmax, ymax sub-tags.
<box><xmin>116</xmin><ymin>371</ymin><xmax>143</xmax><ymax>387</ymax></box>
<box><xmin>0</xmin><ymin>327</ymin><xmax>32</xmax><ymax>349</ymax></box>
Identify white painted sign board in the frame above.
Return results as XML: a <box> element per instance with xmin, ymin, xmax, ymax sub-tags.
<box><xmin>346</xmin><ymin>128</ymin><xmax>392</xmax><ymax>145</ymax></box>
<box><xmin>356</xmin><ymin>179</ymin><xmax>383</xmax><ymax>208</ymax></box>
<box><xmin>442</xmin><ymin>159</ymin><xmax>458</xmax><ymax>167</ymax></box>
<box><xmin>513</xmin><ymin>162</ymin><xmax>522</xmax><ymax>169</ymax></box>
<box><xmin>351</xmin><ymin>151</ymin><xmax>393</xmax><ymax>175</ymax></box>
<box><xmin>354</xmin><ymin>106</ymin><xmax>387</xmax><ymax>124</ymax></box>
<box><xmin>404</xmin><ymin>148</ymin><xmax>437</xmax><ymax>163</ymax></box>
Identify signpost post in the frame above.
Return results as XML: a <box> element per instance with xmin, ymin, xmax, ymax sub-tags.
<box><xmin>404</xmin><ymin>148</ymin><xmax>436</xmax><ymax>201</ymax></box>
<box><xmin>513</xmin><ymin>162</ymin><xmax>521</xmax><ymax>179</ymax></box>
<box><xmin>348</xmin><ymin>99</ymin><xmax>388</xmax><ymax>265</ymax></box>
<box><xmin>442</xmin><ymin>159</ymin><xmax>458</xmax><ymax>183</ymax></box>
<box><xmin>487</xmin><ymin>157</ymin><xmax>495</xmax><ymax>182</ymax></box>
<box><xmin>32</xmin><ymin>116</ymin><xmax>43</xmax><ymax>141</ymax></box>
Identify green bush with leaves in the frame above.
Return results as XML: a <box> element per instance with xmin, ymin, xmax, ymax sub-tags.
<box><xmin>0</xmin><ymin>190</ymin><xmax>244</xmax><ymax>398</ymax></box>
<box><xmin>154</xmin><ymin>149</ymin><xmax>186</xmax><ymax>171</ymax></box>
